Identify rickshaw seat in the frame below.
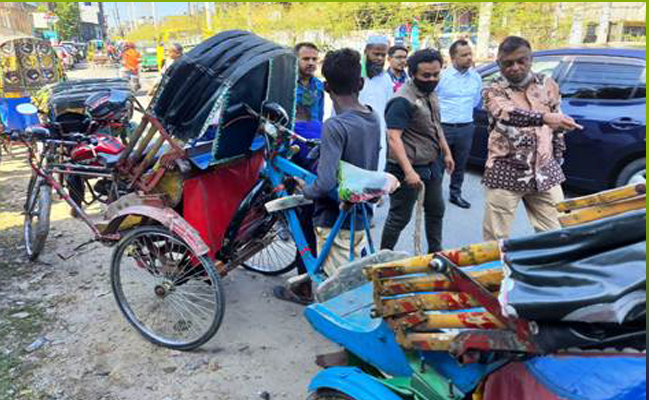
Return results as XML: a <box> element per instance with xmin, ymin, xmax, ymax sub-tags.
<box><xmin>264</xmin><ymin>195</ymin><xmax>313</xmax><ymax>213</ymax></box>
<box><xmin>305</xmin><ymin>282</ymin><xmax>413</xmax><ymax>377</ymax></box>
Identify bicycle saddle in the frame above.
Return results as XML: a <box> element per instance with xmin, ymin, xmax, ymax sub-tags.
<box><xmin>25</xmin><ymin>126</ymin><xmax>51</xmax><ymax>140</ymax></box>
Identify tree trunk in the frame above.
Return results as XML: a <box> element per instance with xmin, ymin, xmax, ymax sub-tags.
<box><xmin>476</xmin><ymin>2</ymin><xmax>493</xmax><ymax>60</ymax></box>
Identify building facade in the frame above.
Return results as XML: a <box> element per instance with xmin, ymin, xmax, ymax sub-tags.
<box><xmin>0</xmin><ymin>2</ymin><xmax>36</xmax><ymax>37</ymax></box>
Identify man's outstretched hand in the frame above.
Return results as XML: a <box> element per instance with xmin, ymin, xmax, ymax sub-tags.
<box><xmin>543</xmin><ymin>113</ymin><xmax>583</xmax><ymax>131</ymax></box>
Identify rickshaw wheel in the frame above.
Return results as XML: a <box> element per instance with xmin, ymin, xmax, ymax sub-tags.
<box><xmin>111</xmin><ymin>226</ymin><xmax>225</xmax><ymax>351</ymax></box>
<box><xmin>24</xmin><ymin>174</ymin><xmax>52</xmax><ymax>261</ymax></box>
<box><xmin>307</xmin><ymin>390</ymin><xmax>355</xmax><ymax>400</ymax></box>
<box><xmin>242</xmin><ymin>220</ymin><xmax>298</xmax><ymax>276</ymax></box>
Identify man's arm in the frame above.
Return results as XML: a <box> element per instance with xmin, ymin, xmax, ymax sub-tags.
<box><xmin>473</xmin><ymin>73</ymin><xmax>483</xmax><ymax>108</ymax></box>
<box><xmin>385</xmin><ymin>98</ymin><xmax>422</xmax><ymax>188</ymax></box>
<box><xmin>317</xmin><ymin>85</ymin><xmax>325</xmax><ymax>122</ymax></box>
<box><xmin>303</xmin><ymin>122</ymin><xmax>343</xmax><ymax>200</ymax></box>
<box><xmin>483</xmin><ymin>84</ymin><xmax>581</xmax><ymax>132</ymax></box>
<box><xmin>432</xmin><ymin>100</ymin><xmax>455</xmax><ymax>174</ymax></box>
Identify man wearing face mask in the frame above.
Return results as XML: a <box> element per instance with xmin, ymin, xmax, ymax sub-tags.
<box><xmin>482</xmin><ymin>36</ymin><xmax>582</xmax><ymax>241</ymax></box>
<box><xmin>381</xmin><ymin>49</ymin><xmax>455</xmax><ymax>254</ymax></box>
<box><xmin>359</xmin><ymin>35</ymin><xmax>395</xmax><ymax>172</ymax></box>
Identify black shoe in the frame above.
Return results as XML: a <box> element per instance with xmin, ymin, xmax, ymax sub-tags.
<box><xmin>450</xmin><ymin>195</ymin><xmax>471</xmax><ymax>209</ymax></box>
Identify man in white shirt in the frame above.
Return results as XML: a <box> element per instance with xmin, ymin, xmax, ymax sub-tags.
<box><xmin>436</xmin><ymin>39</ymin><xmax>482</xmax><ymax>209</ymax></box>
<box><xmin>359</xmin><ymin>35</ymin><xmax>394</xmax><ymax>172</ymax></box>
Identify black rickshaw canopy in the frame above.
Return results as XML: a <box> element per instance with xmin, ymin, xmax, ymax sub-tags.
<box><xmin>151</xmin><ymin>30</ymin><xmax>297</xmax><ymax>167</ymax></box>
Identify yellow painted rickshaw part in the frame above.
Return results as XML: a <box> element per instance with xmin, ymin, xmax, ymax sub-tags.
<box><xmin>557</xmin><ymin>183</ymin><xmax>646</xmax><ymax>212</ymax></box>
<box><xmin>559</xmin><ymin>195</ymin><xmax>646</xmax><ymax>227</ymax></box>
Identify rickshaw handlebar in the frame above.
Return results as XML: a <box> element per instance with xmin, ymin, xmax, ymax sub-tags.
<box><xmin>243</xmin><ymin>103</ymin><xmax>319</xmax><ymax>147</ymax></box>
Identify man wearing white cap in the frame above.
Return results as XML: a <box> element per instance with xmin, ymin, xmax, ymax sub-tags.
<box><xmin>360</xmin><ymin>35</ymin><xmax>394</xmax><ymax>172</ymax></box>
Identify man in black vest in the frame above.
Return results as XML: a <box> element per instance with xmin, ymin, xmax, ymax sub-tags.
<box><xmin>380</xmin><ymin>49</ymin><xmax>455</xmax><ymax>253</ymax></box>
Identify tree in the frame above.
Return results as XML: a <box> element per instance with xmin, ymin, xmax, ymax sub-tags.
<box><xmin>54</xmin><ymin>2</ymin><xmax>81</xmax><ymax>41</ymax></box>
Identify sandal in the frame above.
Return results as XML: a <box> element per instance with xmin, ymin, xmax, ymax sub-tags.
<box><xmin>273</xmin><ymin>286</ymin><xmax>312</xmax><ymax>306</ymax></box>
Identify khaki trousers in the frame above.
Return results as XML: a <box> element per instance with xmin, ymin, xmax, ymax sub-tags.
<box><xmin>316</xmin><ymin>227</ymin><xmax>367</xmax><ymax>277</ymax></box>
<box><xmin>483</xmin><ymin>185</ymin><xmax>564</xmax><ymax>241</ymax></box>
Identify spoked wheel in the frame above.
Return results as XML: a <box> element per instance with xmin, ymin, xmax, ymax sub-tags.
<box><xmin>111</xmin><ymin>226</ymin><xmax>225</xmax><ymax>351</ymax></box>
<box><xmin>242</xmin><ymin>220</ymin><xmax>298</xmax><ymax>276</ymax></box>
<box><xmin>24</xmin><ymin>174</ymin><xmax>52</xmax><ymax>261</ymax></box>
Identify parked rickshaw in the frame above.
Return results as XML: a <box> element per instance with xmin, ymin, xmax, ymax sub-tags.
<box><xmin>0</xmin><ymin>36</ymin><xmax>63</xmax><ymax>163</ymax></box>
<box><xmin>305</xmin><ymin>185</ymin><xmax>647</xmax><ymax>400</ymax></box>
<box><xmin>18</xmin><ymin>30</ymin><xmax>392</xmax><ymax>350</ymax></box>
<box><xmin>140</xmin><ymin>43</ymin><xmax>159</xmax><ymax>72</ymax></box>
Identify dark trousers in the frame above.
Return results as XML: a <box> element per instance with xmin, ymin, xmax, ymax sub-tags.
<box><xmin>381</xmin><ymin>163</ymin><xmax>445</xmax><ymax>253</ymax></box>
<box><xmin>442</xmin><ymin>123</ymin><xmax>475</xmax><ymax>197</ymax></box>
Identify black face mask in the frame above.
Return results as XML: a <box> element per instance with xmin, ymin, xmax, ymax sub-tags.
<box><xmin>413</xmin><ymin>78</ymin><xmax>438</xmax><ymax>94</ymax></box>
<box><xmin>366</xmin><ymin>60</ymin><xmax>384</xmax><ymax>78</ymax></box>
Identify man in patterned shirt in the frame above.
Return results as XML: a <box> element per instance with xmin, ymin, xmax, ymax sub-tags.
<box><xmin>482</xmin><ymin>36</ymin><xmax>582</xmax><ymax>241</ymax></box>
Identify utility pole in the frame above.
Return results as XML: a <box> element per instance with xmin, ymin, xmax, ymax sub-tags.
<box><xmin>129</xmin><ymin>2</ymin><xmax>137</xmax><ymax>31</ymax></box>
<box><xmin>152</xmin><ymin>2</ymin><xmax>158</xmax><ymax>27</ymax></box>
<box><xmin>476</xmin><ymin>2</ymin><xmax>493</xmax><ymax>61</ymax></box>
<box><xmin>205</xmin><ymin>2</ymin><xmax>213</xmax><ymax>32</ymax></box>
<box><xmin>114</xmin><ymin>2</ymin><xmax>124</xmax><ymax>37</ymax></box>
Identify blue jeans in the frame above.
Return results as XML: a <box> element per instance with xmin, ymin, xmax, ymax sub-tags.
<box><xmin>442</xmin><ymin>123</ymin><xmax>475</xmax><ymax>197</ymax></box>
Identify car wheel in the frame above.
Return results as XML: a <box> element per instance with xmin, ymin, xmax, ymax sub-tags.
<box><xmin>615</xmin><ymin>158</ymin><xmax>646</xmax><ymax>187</ymax></box>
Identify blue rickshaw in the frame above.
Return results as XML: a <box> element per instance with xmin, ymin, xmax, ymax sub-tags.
<box><xmin>305</xmin><ymin>186</ymin><xmax>647</xmax><ymax>400</ymax></box>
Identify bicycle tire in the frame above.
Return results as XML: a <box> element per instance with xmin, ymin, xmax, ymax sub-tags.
<box><xmin>111</xmin><ymin>225</ymin><xmax>226</xmax><ymax>351</ymax></box>
<box><xmin>24</xmin><ymin>175</ymin><xmax>52</xmax><ymax>261</ymax></box>
<box><xmin>241</xmin><ymin>221</ymin><xmax>298</xmax><ymax>276</ymax></box>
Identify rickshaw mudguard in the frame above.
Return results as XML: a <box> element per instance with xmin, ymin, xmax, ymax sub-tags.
<box><xmin>104</xmin><ymin>205</ymin><xmax>210</xmax><ymax>257</ymax></box>
<box><xmin>308</xmin><ymin>367</ymin><xmax>404</xmax><ymax>400</ymax></box>
<box><xmin>304</xmin><ymin>283</ymin><xmax>412</xmax><ymax>377</ymax></box>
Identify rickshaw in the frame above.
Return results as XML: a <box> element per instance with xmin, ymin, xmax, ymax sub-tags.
<box><xmin>305</xmin><ymin>184</ymin><xmax>647</xmax><ymax>400</ymax></box>
<box><xmin>0</xmin><ymin>36</ymin><xmax>63</xmax><ymax>163</ymax></box>
<box><xmin>139</xmin><ymin>43</ymin><xmax>159</xmax><ymax>72</ymax></box>
<box><xmin>18</xmin><ymin>30</ymin><xmax>392</xmax><ymax>350</ymax></box>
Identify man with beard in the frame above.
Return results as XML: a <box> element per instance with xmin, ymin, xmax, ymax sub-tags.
<box><xmin>293</xmin><ymin>42</ymin><xmax>325</xmax><ymax>166</ymax></box>
<box><xmin>360</xmin><ymin>35</ymin><xmax>394</xmax><ymax>171</ymax></box>
<box><xmin>387</xmin><ymin>45</ymin><xmax>408</xmax><ymax>92</ymax></box>
<box><xmin>482</xmin><ymin>36</ymin><xmax>581</xmax><ymax>240</ymax></box>
<box><xmin>381</xmin><ymin>49</ymin><xmax>455</xmax><ymax>253</ymax></box>
<box><xmin>272</xmin><ymin>42</ymin><xmax>324</xmax><ymax>304</ymax></box>
<box><xmin>436</xmin><ymin>39</ymin><xmax>482</xmax><ymax>209</ymax></box>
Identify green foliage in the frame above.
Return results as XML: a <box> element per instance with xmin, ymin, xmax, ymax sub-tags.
<box><xmin>490</xmin><ymin>3</ymin><xmax>571</xmax><ymax>49</ymax></box>
<box><xmin>53</xmin><ymin>2</ymin><xmax>81</xmax><ymax>41</ymax></box>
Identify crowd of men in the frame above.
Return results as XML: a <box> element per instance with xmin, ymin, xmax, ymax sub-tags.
<box><xmin>274</xmin><ymin>35</ymin><xmax>582</xmax><ymax>305</ymax></box>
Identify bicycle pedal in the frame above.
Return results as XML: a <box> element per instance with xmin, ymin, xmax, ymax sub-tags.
<box><xmin>57</xmin><ymin>239</ymin><xmax>97</xmax><ymax>261</ymax></box>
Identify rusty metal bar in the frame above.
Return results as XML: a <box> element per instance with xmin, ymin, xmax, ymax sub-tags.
<box><xmin>379</xmin><ymin>291</ymin><xmax>495</xmax><ymax>317</ymax></box>
<box><xmin>557</xmin><ymin>183</ymin><xmax>646</xmax><ymax>212</ymax></box>
<box><xmin>130</xmin><ymin>123</ymin><xmax>159</xmax><ymax>166</ymax></box>
<box><xmin>559</xmin><ymin>195</ymin><xmax>646</xmax><ymax>227</ymax></box>
<box><xmin>365</xmin><ymin>241</ymin><xmax>501</xmax><ymax>280</ymax></box>
<box><xmin>377</xmin><ymin>268</ymin><xmax>503</xmax><ymax>296</ymax></box>
<box><xmin>420</xmin><ymin>312</ymin><xmax>506</xmax><ymax>330</ymax></box>
<box><xmin>119</xmin><ymin>116</ymin><xmax>149</xmax><ymax>163</ymax></box>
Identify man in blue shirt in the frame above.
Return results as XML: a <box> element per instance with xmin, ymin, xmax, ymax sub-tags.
<box><xmin>294</xmin><ymin>42</ymin><xmax>325</xmax><ymax>168</ymax></box>
<box><xmin>436</xmin><ymin>39</ymin><xmax>483</xmax><ymax>209</ymax></box>
<box><xmin>292</xmin><ymin>42</ymin><xmax>325</xmax><ymax>294</ymax></box>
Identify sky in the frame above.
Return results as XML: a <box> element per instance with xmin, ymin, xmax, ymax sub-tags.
<box><xmin>104</xmin><ymin>2</ymin><xmax>201</xmax><ymax>28</ymax></box>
